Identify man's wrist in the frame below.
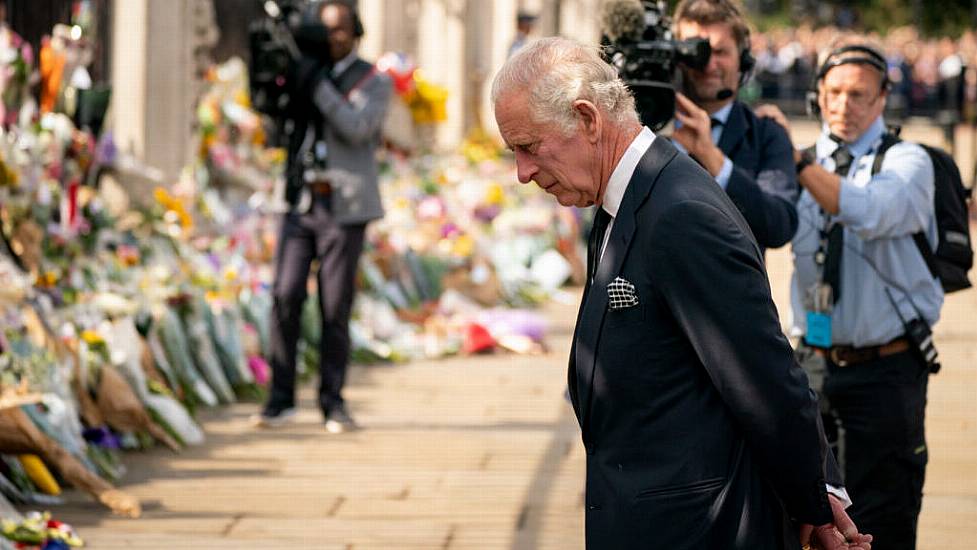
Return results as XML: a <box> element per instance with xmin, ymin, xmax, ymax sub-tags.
<box><xmin>701</xmin><ymin>145</ymin><xmax>726</xmax><ymax>177</ymax></box>
<box><xmin>795</xmin><ymin>149</ymin><xmax>815</xmax><ymax>175</ymax></box>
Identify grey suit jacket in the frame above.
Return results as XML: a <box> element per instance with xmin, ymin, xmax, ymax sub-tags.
<box><xmin>312</xmin><ymin>59</ymin><xmax>393</xmax><ymax>225</ymax></box>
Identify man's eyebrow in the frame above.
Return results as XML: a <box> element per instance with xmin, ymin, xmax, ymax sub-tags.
<box><xmin>507</xmin><ymin>139</ymin><xmax>534</xmax><ymax>150</ymax></box>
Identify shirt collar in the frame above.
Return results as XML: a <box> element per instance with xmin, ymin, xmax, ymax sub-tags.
<box><xmin>332</xmin><ymin>50</ymin><xmax>359</xmax><ymax>77</ymax></box>
<box><xmin>601</xmin><ymin>126</ymin><xmax>656</xmax><ymax>218</ymax></box>
<box><xmin>711</xmin><ymin>101</ymin><xmax>734</xmax><ymax>126</ymax></box>
<box><xmin>816</xmin><ymin>115</ymin><xmax>886</xmax><ymax>157</ymax></box>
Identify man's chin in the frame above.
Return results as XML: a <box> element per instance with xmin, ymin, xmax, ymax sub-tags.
<box><xmin>688</xmin><ymin>83</ymin><xmax>723</xmax><ymax>103</ymax></box>
<box><xmin>551</xmin><ymin>193</ymin><xmax>581</xmax><ymax>208</ymax></box>
<box><xmin>829</xmin><ymin>125</ymin><xmax>858</xmax><ymax>142</ymax></box>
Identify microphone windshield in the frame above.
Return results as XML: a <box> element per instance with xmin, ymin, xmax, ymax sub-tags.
<box><xmin>716</xmin><ymin>89</ymin><xmax>734</xmax><ymax>100</ymax></box>
<box><xmin>600</xmin><ymin>0</ymin><xmax>645</xmax><ymax>43</ymax></box>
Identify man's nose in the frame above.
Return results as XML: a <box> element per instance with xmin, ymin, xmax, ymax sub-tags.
<box><xmin>515</xmin><ymin>155</ymin><xmax>537</xmax><ymax>184</ymax></box>
<box><xmin>836</xmin><ymin>92</ymin><xmax>858</xmax><ymax>110</ymax></box>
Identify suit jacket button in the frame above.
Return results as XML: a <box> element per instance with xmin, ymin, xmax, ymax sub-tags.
<box><xmin>585</xmin><ymin>444</ymin><xmax>594</xmax><ymax>455</ymax></box>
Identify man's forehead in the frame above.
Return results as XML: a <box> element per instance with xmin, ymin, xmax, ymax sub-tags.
<box><xmin>676</xmin><ymin>20</ymin><xmax>734</xmax><ymax>42</ymax></box>
<box><xmin>823</xmin><ymin>62</ymin><xmax>883</xmax><ymax>86</ymax></box>
<box><xmin>496</xmin><ymin>95</ymin><xmax>535</xmax><ymax>133</ymax></box>
<box><xmin>322</xmin><ymin>4</ymin><xmax>353</xmax><ymax>28</ymax></box>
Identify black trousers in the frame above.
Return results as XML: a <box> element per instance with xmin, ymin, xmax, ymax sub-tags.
<box><xmin>267</xmin><ymin>197</ymin><xmax>366</xmax><ymax>414</ymax></box>
<box><xmin>821</xmin><ymin>350</ymin><xmax>929</xmax><ymax>550</ymax></box>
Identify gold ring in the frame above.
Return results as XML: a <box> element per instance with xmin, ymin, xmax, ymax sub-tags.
<box><xmin>801</xmin><ymin>545</ymin><xmax>812</xmax><ymax>550</ymax></box>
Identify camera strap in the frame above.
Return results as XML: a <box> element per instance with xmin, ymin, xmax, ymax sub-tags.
<box><xmin>884</xmin><ymin>287</ymin><xmax>940</xmax><ymax>372</ymax></box>
<box><xmin>333</xmin><ymin>59</ymin><xmax>377</xmax><ymax>101</ymax></box>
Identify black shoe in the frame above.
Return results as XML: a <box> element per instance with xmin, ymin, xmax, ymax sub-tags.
<box><xmin>251</xmin><ymin>403</ymin><xmax>297</xmax><ymax>428</ymax></box>
<box><xmin>324</xmin><ymin>404</ymin><xmax>359</xmax><ymax>434</ymax></box>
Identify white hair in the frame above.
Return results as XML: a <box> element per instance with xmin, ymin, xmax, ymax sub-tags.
<box><xmin>491</xmin><ymin>37</ymin><xmax>639</xmax><ymax>134</ymax></box>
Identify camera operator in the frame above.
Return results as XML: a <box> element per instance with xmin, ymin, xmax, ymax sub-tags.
<box><xmin>253</xmin><ymin>0</ymin><xmax>392</xmax><ymax>433</ymax></box>
<box><xmin>671</xmin><ymin>0</ymin><xmax>799</xmax><ymax>255</ymax></box>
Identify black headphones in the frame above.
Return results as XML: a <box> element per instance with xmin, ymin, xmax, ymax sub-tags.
<box><xmin>737</xmin><ymin>37</ymin><xmax>756</xmax><ymax>88</ymax></box>
<box><xmin>807</xmin><ymin>44</ymin><xmax>889</xmax><ymax>118</ymax></box>
<box><xmin>721</xmin><ymin>0</ymin><xmax>756</xmax><ymax>87</ymax></box>
<box><xmin>677</xmin><ymin>0</ymin><xmax>755</xmax><ymax>94</ymax></box>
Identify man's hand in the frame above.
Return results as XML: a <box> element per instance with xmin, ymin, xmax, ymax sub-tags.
<box><xmin>754</xmin><ymin>103</ymin><xmax>791</xmax><ymax>135</ymax></box>
<box><xmin>672</xmin><ymin>92</ymin><xmax>726</xmax><ymax>177</ymax></box>
<box><xmin>799</xmin><ymin>495</ymin><xmax>873</xmax><ymax>549</ymax></box>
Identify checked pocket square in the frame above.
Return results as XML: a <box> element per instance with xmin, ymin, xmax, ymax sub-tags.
<box><xmin>607</xmin><ymin>277</ymin><xmax>639</xmax><ymax>309</ymax></box>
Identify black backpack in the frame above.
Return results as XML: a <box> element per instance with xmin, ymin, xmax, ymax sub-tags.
<box><xmin>873</xmin><ymin>129</ymin><xmax>973</xmax><ymax>293</ymax></box>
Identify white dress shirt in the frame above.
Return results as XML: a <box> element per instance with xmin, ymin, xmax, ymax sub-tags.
<box><xmin>598</xmin><ymin>126</ymin><xmax>657</xmax><ymax>261</ymax></box>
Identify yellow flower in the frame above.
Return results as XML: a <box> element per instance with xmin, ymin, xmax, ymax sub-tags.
<box><xmin>154</xmin><ymin>187</ymin><xmax>193</xmax><ymax>230</ymax></box>
<box><xmin>408</xmin><ymin>71</ymin><xmax>449</xmax><ymax>124</ymax></box>
<box><xmin>80</xmin><ymin>330</ymin><xmax>105</xmax><ymax>345</ymax></box>
<box><xmin>36</xmin><ymin>271</ymin><xmax>58</xmax><ymax>287</ymax></box>
<box><xmin>484</xmin><ymin>183</ymin><xmax>504</xmax><ymax>206</ymax></box>
<box><xmin>452</xmin><ymin>234</ymin><xmax>474</xmax><ymax>258</ymax></box>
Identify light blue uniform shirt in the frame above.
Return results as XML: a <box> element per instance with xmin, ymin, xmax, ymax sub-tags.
<box><xmin>790</xmin><ymin>116</ymin><xmax>944</xmax><ymax>347</ymax></box>
<box><xmin>672</xmin><ymin>102</ymin><xmax>735</xmax><ymax>189</ymax></box>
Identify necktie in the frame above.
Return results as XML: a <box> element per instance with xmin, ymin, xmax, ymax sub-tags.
<box><xmin>588</xmin><ymin>207</ymin><xmax>612</xmax><ymax>281</ymax></box>
<box><xmin>710</xmin><ymin>117</ymin><xmax>722</xmax><ymax>129</ymax></box>
<box><xmin>830</xmin><ymin>142</ymin><xmax>853</xmax><ymax>177</ymax></box>
<box><xmin>822</xmin><ymin>144</ymin><xmax>853</xmax><ymax>304</ymax></box>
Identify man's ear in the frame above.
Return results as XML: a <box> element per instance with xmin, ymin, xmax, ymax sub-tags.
<box><xmin>572</xmin><ymin>100</ymin><xmax>602</xmax><ymax>144</ymax></box>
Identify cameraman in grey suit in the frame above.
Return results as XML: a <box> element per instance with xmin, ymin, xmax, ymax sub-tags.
<box><xmin>254</xmin><ymin>0</ymin><xmax>392</xmax><ymax>432</ymax></box>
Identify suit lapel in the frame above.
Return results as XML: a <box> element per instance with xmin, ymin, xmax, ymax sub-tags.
<box><xmin>571</xmin><ymin>137</ymin><xmax>677</xmax><ymax>434</ymax></box>
<box><xmin>717</xmin><ymin>101</ymin><xmax>748</xmax><ymax>159</ymax></box>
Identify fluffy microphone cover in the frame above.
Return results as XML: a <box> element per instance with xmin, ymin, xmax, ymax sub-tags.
<box><xmin>600</xmin><ymin>0</ymin><xmax>645</xmax><ymax>43</ymax></box>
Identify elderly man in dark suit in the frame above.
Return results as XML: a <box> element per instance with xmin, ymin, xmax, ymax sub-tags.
<box><xmin>671</xmin><ymin>0</ymin><xmax>798</xmax><ymax>255</ymax></box>
<box><xmin>492</xmin><ymin>36</ymin><xmax>872</xmax><ymax>550</ymax></box>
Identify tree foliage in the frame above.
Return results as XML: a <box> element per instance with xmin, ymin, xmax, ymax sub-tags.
<box><xmin>748</xmin><ymin>0</ymin><xmax>975</xmax><ymax>37</ymax></box>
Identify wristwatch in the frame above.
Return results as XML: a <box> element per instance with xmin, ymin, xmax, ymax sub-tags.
<box><xmin>795</xmin><ymin>149</ymin><xmax>815</xmax><ymax>175</ymax></box>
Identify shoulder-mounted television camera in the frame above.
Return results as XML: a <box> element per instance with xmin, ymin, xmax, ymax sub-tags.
<box><xmin>248</xmin><ymin>0</ymin><xmax>332</xmax><ymax>120</ymax></box>
<box><xmin>600</xmin><ymin>0</ymin><xmax>711</xmax><ymax>130</ymax></box>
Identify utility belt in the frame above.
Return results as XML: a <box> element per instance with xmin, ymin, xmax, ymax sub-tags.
<box><xmin>810</xmin><ymin>337</ymin><xmax>911</xmax><ymax>367</ymax></box>
<box><xmin>303</xmin><ymin>168</ymin><xmax>332</xmax><ymax>195</ymax></box>
<box><xmin>286</xmin><ymin>170</ymin><xmax>333</xmax><ymax>214</ymax></box>
<box><xmin>803</xmin><ymin>217</ymin><xmax>940</xmax><ymax>373</ymax></box>
<box><xmin>308</xmin><ymin>180</ymin><xmax>332</xmax><ymax>196</ymax></box>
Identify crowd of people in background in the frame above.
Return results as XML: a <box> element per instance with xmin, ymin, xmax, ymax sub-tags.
<box><xmin>750</xmin><ymin>25</ymin><xmax>977</xmax><ymax>124</ymax></box>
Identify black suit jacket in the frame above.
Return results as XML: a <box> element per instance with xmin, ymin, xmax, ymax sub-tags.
<box><xmin>718</xmin><ymin>101</ymin><xmax>800</xmax><ymax>253</ymax></box>
<box><xmin>569</xmin><ymin>137</ymin><xmax>834</xmax><ymax>549</ymax></box>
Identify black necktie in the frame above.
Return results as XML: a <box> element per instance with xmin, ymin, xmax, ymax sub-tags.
<box><xmin>830</xmin><ymin>142</ymin><xmax>853</xmax><ymax>177</ymax></box>
<box><xmin>710</xmin><ymin>117</ymin><xmax>722</xmax><ymax>129</ymax></box>
<box><xmin>822</xmin><ymin>144</ymin><xmax>853</xmax><ymax>304</ymax></box>
<box><xmin>588</xmin><ymin>208</ymin><xmax>612</xmax><ymax>281</ymax></box>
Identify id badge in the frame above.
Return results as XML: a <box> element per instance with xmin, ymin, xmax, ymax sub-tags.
<box><xmin>805</xmin><ymin>311</ymin><xmax>833</xmax><ymax>348</ymax></box>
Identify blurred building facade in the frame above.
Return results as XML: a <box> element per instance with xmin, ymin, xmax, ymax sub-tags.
<box><xmin>100</xmin><ymin>0</ymin><xmax>600</xmax><ymax>179</ymax></box>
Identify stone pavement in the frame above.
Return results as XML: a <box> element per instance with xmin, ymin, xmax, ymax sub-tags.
<box><xmin>50</xmin><ymin>246</ymin><xmax>977</xmax><ymax>550</ymax></box>
<box><xmin>47</xmin><ymin>122</ymin><xmax>977</xmax><ymax>549</ymax></box>
<box><xmin>53</xmin><ymin>293</ymin><xmax>588</xmax><ymax>549</ymax></box>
